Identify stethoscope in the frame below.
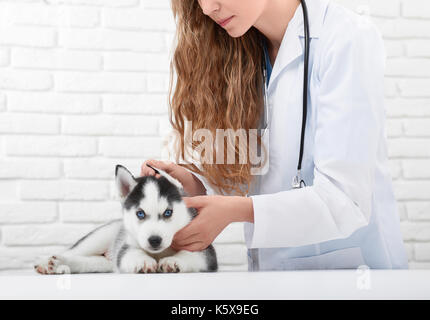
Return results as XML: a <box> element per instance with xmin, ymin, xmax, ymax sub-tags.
<box><xmin>262</xmin><ymin>0</ymin><xmax>310</xmax><ymax>189</ymax></box>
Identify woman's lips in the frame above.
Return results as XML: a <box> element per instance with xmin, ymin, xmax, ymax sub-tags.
<box><xmin>217</xmin><ymin>16</ymin><xmax>234</xmax><ymax>27</ymax></box>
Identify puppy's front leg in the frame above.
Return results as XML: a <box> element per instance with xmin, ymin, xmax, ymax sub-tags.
<box><xmin>117</xmin><ymin>247</ymin><xmax>158</xmax><ymax>273</ymax></box>
<box><xmin>158</xmin><ymin>250</ymin><xmax>207</xmax><ymax>273</ymax></box>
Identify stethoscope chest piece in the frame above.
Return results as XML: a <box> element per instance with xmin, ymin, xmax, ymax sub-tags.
<box><xmin>291</xmin><ymin>170</ymin><xmax>307</xmax><ymax>189</ymax></box>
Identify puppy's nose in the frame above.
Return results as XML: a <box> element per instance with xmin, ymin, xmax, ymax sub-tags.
<box><xmin>148</xmin><ymin>235</ymin><xmax>162</xmax><ymax>248</ymax></box>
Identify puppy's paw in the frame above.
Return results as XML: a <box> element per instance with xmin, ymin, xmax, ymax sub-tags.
<box><xmin>158</xmin><ymin>256</ymin><xmax>187</xmax><ymax>273</ymax></box>
<box><xmin>120</xmin><ymin>253</ymin><xmax>158</xmax><ymax>274</ymax></box>
<box><xmin>34</xmin><ymin>256</ymin><xmax>71</xmax><ymax>275</ymax></box>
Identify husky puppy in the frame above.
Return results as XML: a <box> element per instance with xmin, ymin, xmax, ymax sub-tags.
<box><xmin>34</xmin><ymin>164</ymin><xmax>218</xmax><ymax>274</ymax></box>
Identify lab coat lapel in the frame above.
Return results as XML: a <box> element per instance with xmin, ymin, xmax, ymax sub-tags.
<box><xmin>268</xmin><ymin>0</ymin><xmax>328</xmax><ymax>90</ymax></box>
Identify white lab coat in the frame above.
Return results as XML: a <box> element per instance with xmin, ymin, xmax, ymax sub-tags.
<box><xmin>186</xmin><ymin>0</ymin><xmax>408</xmax><ymax>270</ymax></box>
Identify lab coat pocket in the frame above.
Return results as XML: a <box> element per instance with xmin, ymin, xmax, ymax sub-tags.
<box><xmin>281</xmin><ymin>247</ymin><xmax>366</xmax><ymax>270</ymax></box>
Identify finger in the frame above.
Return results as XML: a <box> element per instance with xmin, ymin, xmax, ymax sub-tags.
<box><xmin>140</xmin><ymin>160</ymin><xmax>157</xmax><ymax>176</ymax></box>
<box><xmin>179</xmin><ymin>242</ymin><xmax>204</xmax><ymax>252</ymax></box>
<box><xmin>172</xmin><ymin>241</ymin><xmax>202</xmax><ymax>252</ymax></box>
<box><xmin>147</xmin><ymin>160</ymin><xmax>172</xmax><ymax>172</ymax></box>
<box><xmin>141</xmin><ymin>169</ymin><xmax>156</xmax><ymax>177</ymax></box>
<box><xmin>173</xmin><ymin>227</ymin><xmax>200</xmax><ymax>243</ymax></box>
<box><xmin>182</xmin><ymin>196</ymin><xmax>207</xmax><ymax>209</ymax></box>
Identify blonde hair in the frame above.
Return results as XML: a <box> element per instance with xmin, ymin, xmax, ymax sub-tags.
<box><xmin>168</xmin><ymin>0</ymin><xmax>268</xmax><ymax>196</ymax></box>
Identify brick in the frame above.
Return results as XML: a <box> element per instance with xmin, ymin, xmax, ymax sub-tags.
<box><xmin>387</xmin><ymin>138</ymin><xmax>430</xmax><ymax>158</ymax></box>
<box><xmin>406</xmin><ymin>40</ymin><xmax>430</xmax><ymax>57</ymax></box>
<box><xmin>0</xmin><ymin>202</ymin><xmax>57</xmax><ymax>223</ymax></box>
<box><xmin>59</xmin><ymin>201</ymin><xmax>122</xmax><ymax>222</ymax></box>
<box><xmin>5</xmin><ymin>136</ymin><xmax>97</xmax><ymax>157</ymax></box>
<box><xmin>333</xmin><ymin>0</ymin><xmax>401</xmax><ymax>18</ymax></box>
<box><xmin>0</xmin><ymin>114</ymin><xmax>59</xmax><ymax>134</ymax></box>
<box><xmin>159</xmin><ymin>116</ymin><xmax>173</xmax><ymax>137</ymax></box>
<box><xmin>2</xmin><ymin>224</ymin><xmax>97</xmax><ymax>246</ymax></box>
<box><xmin>400</xmin><ymin>221</ymin><xmax>430</xmax><ymax>241</ymax></box>
<box><xmin>408</xmin><ymin>261</ymin><xmax>430</xmax><ymax>269</ymax></box>
<box><xmin>0</xmin><ymin>92</ymin><xmax>5</xmax><ymax>112</ymax></box>
<box><xmin>0</xmin><ymin>25</ymin><xmax>56</xmax><ymax>47</ymax></box>
<box><xmin>3</xmin><ymin>3</ymin><xmax>99</xmax><ymax>27</ymax></box>
<box><xmin>385</xmin><ymin>58</ymin><xmax>430</xmax><ymax>77</ymax></box>
<box><xmin>58</xmin><ymin>29</ymin><xmax>165</xmax><ymax>52</ymax></box>
<box><xmin>384</xmin><ymin>78</ymin><xmax>398</xmax><ymax>98</ymax></box>
<box><xmin>388</xmin><ymin>159</ymin><xmax>402</xmax><ymax>180</ymax></box>
<box><xmin>12</xmin><ymin>48</ymin><xmax>102</xmax><ymax>71</ymax></box>
<box><xmin>99</xmin><ymin>137</ymin><xmax>163</xmax><ymax>157</ymax></box>
<box><xmin>383</xmin><ymin>40</ymin><xmax>404</xmax><ymax>57</ymax></box>
<box><xmin>102</xmin><ymin>94</ymin><xmax>168</xmax><ymax>114</ymax></box>
<box><xmin>385</xmin><ymin>119</ymin><xmax>403</xmax><ymax>137</ymax></box>
<box><xmin>141</xmin><ymin>0</ymin><xmax>171</xmax><ymax>10</ymax></box>
<box><xmin>104</xmin><ymin>52</ymin><xmax>169</xmax><ymax>72</ymax></box>
<box><xmin>385</xmin><ymin>98</ymin><xmax>430</xmax><ymax>118</ymax></box>
<box><xmin>19</xmin><ymin>180</ymin><xmax>110</xmax><ymax>200</ymax></box>
<box><xmin>0</xmin><ymin>180</ymin><xmax>17</xmax><ymax>200</ymax></box>
<box><xmin>0</xmin><ymin>48</ymin><xmax>10</xmax><ymax>66</ymax></box>
<box><xmin>404</xmin><ymin>119</ymin><xmax>430</xmax><ymax>137</ymax></box>
<box><xmin>7</xmin><ymin>92</ymin><xmax>101</xmax><ymax>114</ymax></box>
<box><xmin>146</xmin><ymin>73</ymin><xmax>169</xmax><ymax>93</ymax></box>
<box><xmin>0</xmin><ymin>246</ymin><xmax>67</xmax><ymax>270</ymax></box>
<box><xmin>214</xmin><ymin>243</ymin><xmax>247</xmax><ymax>265</ymax></box>
<box><xmin>414</xmin><ymin>243</ymin><xmax>430</xmax><ymax>261</ymax></box>
<box><xmin>403</xmin><ymin>0</ymin><xmax>430</xmax><ymax>18</ymax></box>
<box><xmin>0</xmin><ymin>70</ymin><xmax>52</xmax><ymax>91</ymax></box>
<box><xmin>397</xmin><ymin>201</ymin><xmax>408</xmax><ymax>221</ymax></box>
<box><xmin>393</xmin><ymin>181</ymin><xmax>430</xmax><ymax>200</ymax></box>
<box><xmin>213</xmin><ymin>222</ymin><xmax>246</xmax><ymax>243</ymax></box>
<box><xmin>55</xmin><ymin>72</ymin><xmax>146</xmax><ymax>93</ymax></box>
<box><xmin>403</xmin><ymin>242</ymin><xmax>414</xmax><ymax>261</ymax></box>
<box><xmin>102</xmin><ymin>8</ymin><xmax>175</xmax><ymax>31</ymax></box>
<box><xmin>0</xmin><ymin>159</ymin><xmax>61</xmax><ymax>179</ymax></box>
<box><xmin>406</xmin><ymin>202</ymin><xmax>430</xmax><ymax>220</ymax></box>
<box><xmin>64</xmin><ymin>158</ymin><xmax>139</xmax><ymax>179</ymax></box>
<box><xmin>46</xmin><ymin>0</ymin><xmax>139</xmax><ymax>7</ymax></box>
<box><xmin>62</xmin><ymin>114</ymin><xmax>158</xmax><ymax>136</ymax></box>
<box><xmin>403</xmin><ymin>159</ymin><xmax>430</xmax><ymax>179</ymax></box>
<box><xmin>373</xmin><ymin>18</ymin><xmax>430</xmax><ymax>38</ymax></box>
<box><xmin>398</xmin><ymin>79</ymin><xmax>430</xmax><ymax>98</ymax></box>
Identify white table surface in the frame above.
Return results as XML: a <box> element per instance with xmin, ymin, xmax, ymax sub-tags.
<box><xmin>0</xmin><ymin>269</ymin><xmax>429</xmax><ymax>300</ymax></box>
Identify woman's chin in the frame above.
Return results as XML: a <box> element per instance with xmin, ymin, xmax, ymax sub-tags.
<box><xmin>226</xmin><ymin>28</ymin><xmax>247</xmax><ymax>38</ymax></box>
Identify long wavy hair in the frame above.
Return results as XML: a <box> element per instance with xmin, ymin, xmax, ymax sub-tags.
<box><xmin>167</xmin><ymin>0</ymin><xmax>268</xmax><ymax>196</ymax></box>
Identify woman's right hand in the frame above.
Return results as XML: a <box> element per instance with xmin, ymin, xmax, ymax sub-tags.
<box><xmin>140</xmin><ymin>159</ymin><xmax>207</xmax><ymax>197</ymax></box>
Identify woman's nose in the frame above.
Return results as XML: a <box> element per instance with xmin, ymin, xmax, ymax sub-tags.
<box><xmin>199</xmin><ymin>0</ymin><xmax>220</xmax><ymax>16</ymax></box>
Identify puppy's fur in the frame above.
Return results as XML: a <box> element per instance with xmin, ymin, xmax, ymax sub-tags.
<box><xmin>34</xmin><ymin>164</ymin><xmax>218</xmax><ymax>274</ymax></box>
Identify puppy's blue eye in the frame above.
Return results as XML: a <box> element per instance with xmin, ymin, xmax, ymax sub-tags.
<box><xmin>136</xmin><ymin>210</ymin><xmax>146</xmax><ymax>220</ymax></box>
<box><xmin>164</xmin><ymin>209</ymin><xmax>173</xmax><ymax>217</ymax></box>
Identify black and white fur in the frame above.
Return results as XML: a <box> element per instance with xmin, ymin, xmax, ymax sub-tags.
<box><xmin>34</xmin><ymin>164</ymin><xmax>218</xmax><ymax>274</ymax></box>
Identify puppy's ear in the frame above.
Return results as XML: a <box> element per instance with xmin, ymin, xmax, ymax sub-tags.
<box><xmin>115</xmin><ymin>165</ymin><xmax>137</xmax><ymax>204</ymax></box>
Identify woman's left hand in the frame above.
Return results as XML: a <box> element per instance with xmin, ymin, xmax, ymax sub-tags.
<box><xmin>170</xmin><ymin>195</ymin><xmax>234</xmax><ymax>252</ymax></box>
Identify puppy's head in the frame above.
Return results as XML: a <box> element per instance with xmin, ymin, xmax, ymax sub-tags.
<box><xmin>115</xmin><ymin>164</ymin><xmax>193</xmax><ymax>254</ymax></box>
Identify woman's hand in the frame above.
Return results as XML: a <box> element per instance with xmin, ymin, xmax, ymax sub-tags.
<box><xmin>170</xmin><ymin>195</ymin><xmax>253</xmax><ymax>252</ymax></box>
<box><xmin>140</xmin><ymin>159</ymin><xmax>207</xmax><ymax>197</ymax></box>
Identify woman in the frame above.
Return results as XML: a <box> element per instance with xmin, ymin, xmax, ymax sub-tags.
<box><xmin>141</xmin><ymin>0</ymin><xmax>408</xmax><ymax>270</ymax></box>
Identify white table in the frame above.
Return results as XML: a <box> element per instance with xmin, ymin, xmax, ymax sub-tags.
<box><xmin>0</xmin><ymin>269</ymin><xmax>429</xmax><ymax>299</ymax></box>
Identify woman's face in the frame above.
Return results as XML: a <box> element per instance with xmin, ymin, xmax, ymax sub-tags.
<box><xmin>197</xmin><ymin>0</ymin><xmax>268</xmax><ymax>37</ymax></box>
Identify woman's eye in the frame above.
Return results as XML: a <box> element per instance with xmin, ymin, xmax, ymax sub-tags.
<box><xmin>136</xmin><ymin>210</ymin><xmax>146</xmax><ymax>220</ymax></box>
<box><xmin>164</xmin><ymin>209</ymin><xmax>173</xmax><ymax>217</ymax></box>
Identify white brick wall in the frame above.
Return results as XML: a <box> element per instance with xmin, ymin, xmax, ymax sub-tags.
<box><xmin>0</xmin><ymin>0</ymin><xmax>428</xmax><ymax>271</ymax></box>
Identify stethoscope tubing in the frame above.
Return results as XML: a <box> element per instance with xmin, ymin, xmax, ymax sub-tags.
<box><xmin>262</xmin><ymin>0</ymin><xmax>310</xmax><ymax>189</ymax></box>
